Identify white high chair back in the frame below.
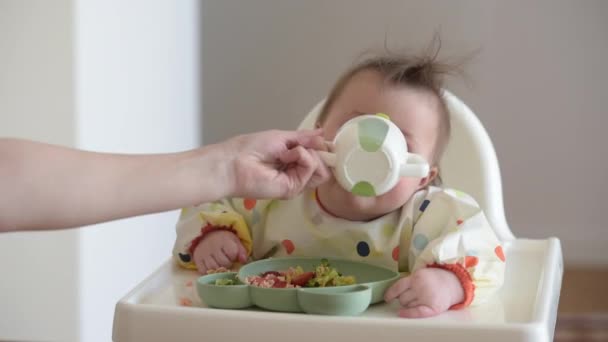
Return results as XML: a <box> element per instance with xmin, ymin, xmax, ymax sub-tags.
<box><xmin>298</xmin><ymin>90</ymin><xmax>515</xmax><ymax>242</ymax></box>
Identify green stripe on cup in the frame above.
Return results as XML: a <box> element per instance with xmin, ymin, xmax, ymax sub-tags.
<box><xmin>358</xmin><ymin>117</ymin><xmax>389</xmax><ymax>152</ymax></box>
<box><xmin>352</xmin><ymin>181</ymin><xmax>376</xmax><ymax>197</ymax></box>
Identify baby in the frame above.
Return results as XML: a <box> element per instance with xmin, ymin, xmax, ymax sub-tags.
<box><xmin>173</xmin><ymin>51</ymin><xmax>505</xmax><ymax>318</ymax></box>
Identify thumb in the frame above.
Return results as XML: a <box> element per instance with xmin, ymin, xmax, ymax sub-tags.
<box><xmin>277</xmin><ymin>146</ymin><xmax>316</xmax><ymax>198</ymax></box>
<box><xmin>237</xmin><ymin>242</ymin><xmax>248</xmax><ymax>263</ymax></box>
<box><xmin>228</xmin><ymin>233</ymin><xmax>249</xmax><ymax>263</ymax></box>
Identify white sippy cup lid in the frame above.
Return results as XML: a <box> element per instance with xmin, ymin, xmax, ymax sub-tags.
<box><xmin>320</xmin><ymin>113</ymin><xmax>429</xmax><ymax>197</ymax></box>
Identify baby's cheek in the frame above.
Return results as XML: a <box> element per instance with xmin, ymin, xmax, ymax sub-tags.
<box><xmin>379</xmin><ymin>179</ymin><xmax>419</xmax><ymax>208</ymax></box>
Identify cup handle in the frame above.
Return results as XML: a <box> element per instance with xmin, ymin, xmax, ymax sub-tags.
<box><xmin>318</xmin><ymin>151</ymin><xmax>337</xmax><ymax>168</ymax></box>
<box><xmin>399</xmin><ymin>153</ymin><xmax>430</xmax><ymax>178</ymax></box>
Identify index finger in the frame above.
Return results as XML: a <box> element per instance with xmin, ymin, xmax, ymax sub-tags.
<box><xmin>384</xmin><ymin>276</ymin><xmax>412</xmax><ymax>302</ymax></box>
<box><xmin>282</xmin><ymin>129</ymin><xmax>324</xmax><ymax>149</ymax></box>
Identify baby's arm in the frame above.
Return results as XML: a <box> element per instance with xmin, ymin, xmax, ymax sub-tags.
<box><xmin>191</xmin><ymin>230</ymin><xmax>247</xmax><ymax>274</ymax></box>
<box><xmin>386</xmin><ymin>189</ymin><xmax>506</xmax><ymax>318</ymax></box>
<box><xmin>384</xmin><ymin>267</ymin><xmax>464</xmax><ymax>318</ymax></box>
<box><xmin>172</xmin><ymin>198</ymin><xmax>269</xmax><ymax>273</ymax></box>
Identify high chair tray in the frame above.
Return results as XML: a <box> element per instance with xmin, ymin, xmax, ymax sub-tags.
<box><xmin>113</xmin><ymin>238</ymin><xmax>562</xmax><ymax>342</ymax></box>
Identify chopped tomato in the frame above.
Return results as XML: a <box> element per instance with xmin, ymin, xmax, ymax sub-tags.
<box><xmin>271</xmin><ymin>279</ymin><xmax>287</xmax><ymax>288</ymax></box>
<box><xmin>291</xmin><ymin>272</ymin><xmax>314</xmax><ymax>286</ymax></box>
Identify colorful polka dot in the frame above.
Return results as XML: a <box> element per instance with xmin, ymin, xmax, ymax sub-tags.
<box><xmin>465</xmin><ymin>256</ymin><xmax>479</xmax><ymax>268</ymax></box>
<box><xmin>413</xmin><ymin>234</ymin><xmax>429</xmax><ymax>251</ymax></box>
<box><xmin>244</xmin><ymin>198</ymin><xmax>256</xmax><ymax>210</ymax></box>
<box><xmin>178</xmin><ymin>253</ymin><xmax>191</xmax><ymax>263</ymax></box>
<box><xmin>371</xmin><ymin>250</ymin><xmax>383</xmax><ymax>257</ymax></box>
<box><xmin>495</xmin><ymin>245</ymin><xmax>506</xmax><ymax>262</ymax></box>
<box><xmin>357</xmin><ymin>241</ymin><xmax>370</xmax><ymax>257</ymax></box>
<box><xmin>358</xmin><ymin>117</ymin><xmax>389</xmax><ymax>152</ymax></box>
<box><xmin>282</xmin><ymin>239</ymin><xmax>295</xmax><ymax>254</ymax></box>
<box><xmin>419</xmin><ymin>199</ymin><xmax>430</xmax><ymax>212</ymax></box>
<box><xmin>454</xmin><ymin>189</ymin><xmax>467</xmax><ymax>198</ymax></box>
<box><xmin>456</xmin><ymin>219</ymin><xmax>464</xmax><ymax>225</ymax></box>
<box><xmin>185</xmin><ymin>280</ymin><xmax>193</xmax><ymax>287</ymax></box>
<box><xmin>382</xmin><ymin>224</ymin><xmax>396</xmax><ymax>238</ymax></box>
<box><xmin>392</xmin><ymin>246</ymin><xmax>400</xmax><ymax>261</ymax></box>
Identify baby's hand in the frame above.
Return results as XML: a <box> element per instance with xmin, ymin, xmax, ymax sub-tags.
<box><xmin>192</xmin><ymin>230</ymin><xmax>247</xmax><ymax>274</ymax></box>
<box><xmin>384</xmin><ymin>267</ymin><xmax>464</xmax><ymax>318</ymax></box>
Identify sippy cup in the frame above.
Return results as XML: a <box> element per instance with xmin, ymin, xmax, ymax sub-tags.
<box><xmin>318</xmin><ymin>113</ymin><xmax>429</xmax><ymax>197</ymax></box>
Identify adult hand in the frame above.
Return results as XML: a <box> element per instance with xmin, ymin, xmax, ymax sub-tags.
<box><xmin>218</xmin><ymin>129</ymin><xmax>331</xmax><ymax>199</ymax></box>
<box><xmin>0</xmin><ymin>130</ymin><xmax>332</xmax><ymax>232</ymax></box>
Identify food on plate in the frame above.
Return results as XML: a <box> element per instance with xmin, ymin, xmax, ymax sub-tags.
<box><xmin>245</xmin><ymin>259</ymin><xmax>356</xmax><ymax>288</ymax></box>
<box><xmin>214</xmin><ymin>278</ymin><xmax>236</xmax><ymax>286</ymax></box>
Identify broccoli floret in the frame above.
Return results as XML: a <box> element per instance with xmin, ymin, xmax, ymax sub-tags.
<box><xmin>215</xmin><ymin>278</ymin><xmax>235</xmax><ymax>286</ymax></box>
<box><xmin>305</xmin><ymin>259</ymin><xmax>356</xmax><ymax>287</ymax></box>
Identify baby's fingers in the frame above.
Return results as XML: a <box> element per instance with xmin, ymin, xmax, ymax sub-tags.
<box><xmin>194</xmin><ymin>256</ymin><xmax>208</xmax><ymax>275</ymax></box>
<box><xmin>384</xmin><ymin>276</ymin><xmax>412</xmax><ymax>302</ymax></box>
<box><xmin>398</xmin><ymin>305</ymin><xmax>438</xmax><ymax>319</ymax></box>
<box><xmin>398</xmin><ymin>289</ymin><xmax>418</xmax><ymax>307</ymax></box>
<box><xmin>221</xmin><ymin>239</ymin><xmax>239</xmax><ymax>262</ymax></box>
<box><xmin>203</xmin><ymin>255</ymin><xmax>220</xmax><ymax>272</ymax></box>
<box><xmin>236</xmin><ymin>241</ymin><xmax>248</xmax><ymax>263</ymax></box>
<box><xmin>213</xmin><ymin>250</ymin><xmax>232</xmax><ymax>268</ymax></box>
<box><xmin>223</xmin><ymin>233</ymin><xmax>248</xmax><ymax>263</ymax></box>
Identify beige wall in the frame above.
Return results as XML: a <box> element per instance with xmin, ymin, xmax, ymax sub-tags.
<box><xmin>201</xmin><ymin>0</ymin><xmax>608</xmax><ymax>266</ymax></box>
<box><xmin>0</xmin><ymin>0</ymin><xmax>79</xmax><ymax>341</ymax></box>
<box><xmin>0</xmin><ymin>1</ymin><xmax>201</xmax><ymax>341</ymax></box>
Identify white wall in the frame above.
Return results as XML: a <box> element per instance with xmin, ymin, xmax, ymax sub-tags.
<box><xmin>0</xmin><ymin>1</ymin><xmax>201</xmax><ymax>341</ymax></box>
<box><xmin>200</xmin><ymin>0</ymin><xmax>608</xmax><ymax>266</ymax></box>
<box><xmin>0</xmin><ymin>1</ymin><xmax>79</xmax><ymax>341</ymax></box>
<box><xmin>75</xmin><ymin>1</ymin><xmax>200</xmax><ymax>342</ymax></box>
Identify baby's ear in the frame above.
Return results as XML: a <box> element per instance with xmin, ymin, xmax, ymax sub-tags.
<box><xmin>418</xmin><ymin>166</ymin><xmax>439</xmax><ymax>189</ymax></box>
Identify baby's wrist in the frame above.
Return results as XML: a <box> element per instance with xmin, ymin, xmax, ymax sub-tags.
<box><xmin>189</xmin><ymin>224</ymin><xmax>238</xmax><ymax>255</ymax></box>
<box><xmin>428</xmin><ymin>263</ymin><xmax>472</xmax><ymax>309</ymax></box>
<box><xmin>441</xmin><ymin>269</ymin><xmax>465</xmax><ymax>306</ymax></box>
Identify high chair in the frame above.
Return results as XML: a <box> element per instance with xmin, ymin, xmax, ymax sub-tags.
<box><xmin>113</xmin><ymin>91</ymin><xmax>563</xmax><ymax>342</ymax></box>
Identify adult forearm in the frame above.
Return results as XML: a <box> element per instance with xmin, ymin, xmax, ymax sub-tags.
<box><xmin>0</xmin><ymin>139</ymin><xmax>232</xmax><ymax>232</ymax></box>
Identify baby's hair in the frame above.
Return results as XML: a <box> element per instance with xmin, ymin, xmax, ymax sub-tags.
<box><xmin>317</xmin><ymin>35</ymin><xmax>461</xmax><ymax>171</ymax></box>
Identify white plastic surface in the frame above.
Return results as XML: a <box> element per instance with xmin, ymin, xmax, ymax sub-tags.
<box><xmin>113</xmin><ymin>239</ymin><xmax>562</xmax><ymax>342</ymax></box>
<box><xmin>113</xmin><ymin>91</ymin><xmax>562</xmax><ymax>341</ymax></box>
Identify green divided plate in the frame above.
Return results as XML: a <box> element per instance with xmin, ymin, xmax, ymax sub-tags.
<box><xmin>196</xmin><ymin>272</ymin><xmax>252</xmax><ymax>309</ymax></box>
<box><xmin>196</xmin><ymin>257</ymin><xmax>400</xmax><ymax>316</ymax></box>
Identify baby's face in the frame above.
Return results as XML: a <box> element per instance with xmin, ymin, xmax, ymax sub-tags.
<box><xmin>318</xmin><ymin>70</ymin><xmax>440</xmax><ymax>220</ymax></box>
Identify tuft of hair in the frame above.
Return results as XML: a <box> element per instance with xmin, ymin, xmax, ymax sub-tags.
<box><xmin>317</xmin><ymin>34</ymin><xmax>465</xmax><ymax>174</ymax></box>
